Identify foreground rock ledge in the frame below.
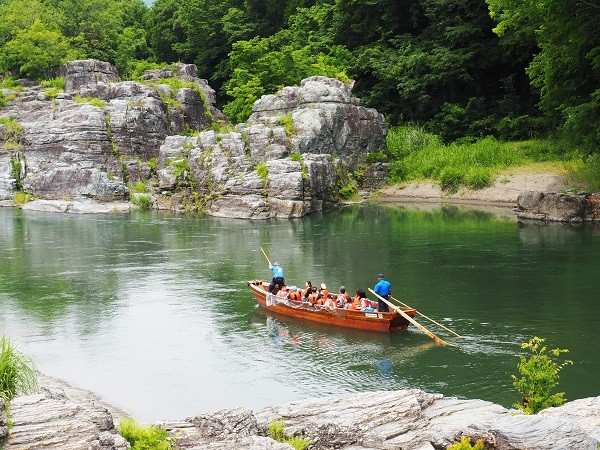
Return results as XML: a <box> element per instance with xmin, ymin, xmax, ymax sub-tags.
<box><xmin>2</xmin><ymin>377</ymin><xmax>599</xmax><ymax>450</ymax></box>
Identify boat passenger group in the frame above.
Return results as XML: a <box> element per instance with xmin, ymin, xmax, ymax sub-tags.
<box><xmin>267</xmin><ymin>261</ymin><xmax>392</xmax><ymax>313</ymax></box>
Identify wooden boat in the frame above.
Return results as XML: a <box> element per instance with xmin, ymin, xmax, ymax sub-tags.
<box><xmin>247</xmin><ymin>280</ymin><xmax>417</xmax><ymax>333</ymax></box>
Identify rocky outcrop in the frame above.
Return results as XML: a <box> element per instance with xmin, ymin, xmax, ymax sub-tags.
<box><xmin>164</xmin><ymin>390</ymin><xmax>600</xmax><ymax>450</ymax></box>
<box><xmin>1</xmin><ymin>62</ymin><xmax>387</xmax><ymax>218</ymax></box>
<box><xmin>0</xmin><ymin>398</ymin><xmax>7</xmax><ymax>440</ymax></box>
<box><xmin>516</xmin><ymin>191</ymin><xmax>600</xmax><ymax>222</ymax></box>
<box><xmin>3</xmin><ymin>374</ymin><xmax>129</xmax><ymax>450</ymax></box>
<box><xmin>4</xmin><ymin>376</ymin><xmax>600</xmax><ymax>450</ymax></box>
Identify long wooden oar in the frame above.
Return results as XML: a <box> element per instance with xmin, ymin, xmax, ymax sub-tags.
<box><xmin>260</xmin><ymin>247</ymin><xmax>272</xmax><ymax>266</ymax></box>
<box><xmin>390</xmin><ymin>295</ymin><xmax>462</xmax><ymax>338</ymax></box>
<box><xmin>369</xmin><ymin>289</ymin><xmax>451</xmax><ymax>346</ymax></box>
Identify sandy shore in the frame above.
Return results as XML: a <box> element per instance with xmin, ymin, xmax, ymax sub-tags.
<box><xmin>374</xmin><ymin>172</ymin><xmax>567</xmax><ymax>208</ymax></box>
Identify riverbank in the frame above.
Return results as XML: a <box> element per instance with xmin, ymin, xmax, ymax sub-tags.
<box><xmin>1</xmin><ymin>171</ymin><xmax>569</xmax><ymax>217</ymax></box>
<box><xmin>374</xmin><ymin>171</ymin><xmax>568</xmax><ymax>207</ymax></box>
<box><xmin>2</xmin><ymin>372</ymin><xmax>599</xmax><ymax>450</ymax></box>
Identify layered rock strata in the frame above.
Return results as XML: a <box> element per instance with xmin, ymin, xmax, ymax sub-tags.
<box><xmin>0</xmin><ymin>61</ymin><xmax>387</xmax><ymax>218</ymax></box>
<box><xmin>3</xmin><ymin>378</ymin><xmax>599</xmax><ymax>450</ymax></box>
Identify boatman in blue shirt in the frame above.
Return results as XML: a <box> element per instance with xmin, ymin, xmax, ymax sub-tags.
<box><xmin>268</xmin><ymin>261</ymin><xmax>285</xmax><ymax>293</ymax></box>
<box><xmin>373</xmin><ymin>273</ymin><xmax>391</xmax><ymax>312</ymax></box>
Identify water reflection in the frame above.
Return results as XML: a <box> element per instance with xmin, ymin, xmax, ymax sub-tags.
<box><xmin>1</xmin><ymin>205</ymin><xmax>599</xmax><ymax>422</ymax></box>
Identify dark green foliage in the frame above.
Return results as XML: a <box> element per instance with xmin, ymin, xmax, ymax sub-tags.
<box><xmin>0</xmin><ymin>0</ymin><xmax>597</xmax><ymax>153</ymax></box>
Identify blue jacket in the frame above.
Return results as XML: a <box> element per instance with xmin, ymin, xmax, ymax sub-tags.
<box><xmin>374</xmin><ymin>279</ymin><xmax>391</xmax><ymax>296</ymax></box>
<box><xmin>271</xmin><ymin>265</ymin><xmax>284</xmax><ymax>278</ymax></box>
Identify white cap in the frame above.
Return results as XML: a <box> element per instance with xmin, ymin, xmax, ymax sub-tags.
<box><xmin>320</xmin><ymin>283</ymin><xmax>326</xmax><ymax>289</ymax></box>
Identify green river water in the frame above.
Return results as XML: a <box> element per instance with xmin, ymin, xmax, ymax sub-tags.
<box><xmin>0</xmin><ymin>204</ymin><xmax>599</xmax><ymax>421</ymax></box>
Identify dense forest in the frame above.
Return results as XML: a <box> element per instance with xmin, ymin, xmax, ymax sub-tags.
<box><xmin>0</xmin><ymin>0</ymin><xmax>599</xmax><ymax>154</ymax></box>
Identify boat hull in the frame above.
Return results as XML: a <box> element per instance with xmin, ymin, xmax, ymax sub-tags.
<box><xmin>247</xmin><ymin>280</ymin><xmax>415</xmax><ymax>333</ymax></box>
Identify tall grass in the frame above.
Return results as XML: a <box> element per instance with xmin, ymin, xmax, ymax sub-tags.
<box><xmin>386</xmin><ymin>125</ymin><xmax>579</xmax><ymax>192</ymax></box>
<box><xmin>0</xmin><ymin>336</ymin><xmax>37</xmax><ymax>402</ymax></box>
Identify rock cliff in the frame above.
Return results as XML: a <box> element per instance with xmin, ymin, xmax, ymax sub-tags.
<box><xmin>0</xmin><ymin>60</ymin><xmax>386</xmax><ymax>218</ymax></box>
<box><xmin>2</xmin><ymin>375</ymin><xmax>599</xmax><ymax>450</ymax></box>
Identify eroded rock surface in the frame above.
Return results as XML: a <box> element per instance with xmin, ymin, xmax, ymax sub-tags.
<box><xmin>1</xmin><ymin>61</ymin><xmax>387</xmax><ymax>218</ymax></box>
<box><xmin>3</xmin><ymin>374</ymin><xmax>128</xmax><ymax>450</ymax></box>
<box><xmin>516</xmin><ymin>191</ymin><xmax>600</xmax><ymax>222</ymax></box>
<box><xmin>4</xmin><ymin>378</ymin><xmax>599</xmax><ymax>450</ymax></box>
<box><xmin>161</xmin><ymin>390</ymin><xmax>600</xmax><ymax>450</ymax></box>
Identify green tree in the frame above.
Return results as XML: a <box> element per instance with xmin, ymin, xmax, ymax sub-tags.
<box><xmin>0</xmin><ymin>19</ymin><xmax>76</xmax><ymax>79</ymax></box>
<box><xmin>223</xmin><ymin>3</ymin><xmax>353</xmax><ymax>122</ymax></box>
<box><xmin>146</xmin><ymin>0</ymin><xmax>186</xmax><ymax>63</ymax></box>
<box><xmin>487</xmin><ymin>0</ymin><xmax>600</xmax><ymax>152</ymax></box>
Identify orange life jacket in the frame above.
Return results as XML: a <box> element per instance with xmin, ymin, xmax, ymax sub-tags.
<box><xmin>289</xmin><ymin>291</ymin><xmax>302</xmax><ymax>301</ymax></box>
<box><xmin>308</xmin><ymin>293</ymin><xmax>319</xmax><ymax>305</ymax></box>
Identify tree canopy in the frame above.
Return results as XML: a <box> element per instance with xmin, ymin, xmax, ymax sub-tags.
<box><xmin>0</xmin><ymin>0</ymin><xmax>598</xmax><ymax>153</ymax></box>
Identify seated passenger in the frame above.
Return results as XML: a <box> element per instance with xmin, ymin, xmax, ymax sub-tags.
<box><xmin>337</xmin><ymin>286</ymin><xmax>351</xmax><ymax>307</ymax></box>
<box><xmin>323</xmin><ymin>296</ymin><xmax>336</xmax><ymax>308</ymax></box>
<box><xmin>319</xmin><ymin>283</ymin><xmax>329</xmax><ymax>301</ymax></box>
<box><xmin>349</xmin><ymin>289</ymin><xmax>364</xmax><ymax>310</ymax></box>
<box><xmin>288</xmin><ymin>286</ymin><xmax>302</xmax><ymax>301</ymax></box>
<box><xmin>307</xmin><ymin>287</ymin><xmax>319</xmax><ymax>305</ymax></box>
<box><xmin>302</xmin><ymin>281</ymin><xmax>313</xmax><ymax>299</ymax></box>
<box><xmin>276</xmin><ymin>286</ymin><xmax>288</xmax><ymax>298</ymax></box>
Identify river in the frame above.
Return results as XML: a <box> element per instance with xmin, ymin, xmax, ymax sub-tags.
<box><xmin>0</xmin><ymin>204</ymin><xmax>598</xmax><ymax>422</ymax></box>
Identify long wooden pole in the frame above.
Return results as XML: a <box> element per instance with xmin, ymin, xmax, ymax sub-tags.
<box><xmin>369</xmin><ymin>289</ymin><xmax>451</xmax><ymax>346</ymax></box>
<box><xmin>390</xmin><ymin>295</ymin><xmax>462</xmax><ymax>338</ymax></box>
<box><xmin>260</xmin><ymin>247</ymin><xmax>272</xmax><ymax>266</ymax></box>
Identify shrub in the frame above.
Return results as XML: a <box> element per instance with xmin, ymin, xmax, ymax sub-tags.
<box><xmin>148</xmin><ymin>157</ymin><xmax>158</xmax><ymax>175</ymax></box>
<box><xmin>131</xmin><ymin>194</ymin><xmax>152</xmax><ymax>210</ymax></box>
<box><xmin>366</xmin><ymin>150</ymin><xmax>387</xmax><ymax>163</ymax></box>
<box><xmin>119</xmin><ymin>416</ymin><xmax>172</xmax><ymax>450</ymax></box>
<box><xmin>40</xmin><ymin>77</ymin><xmax>65</xmax><ymax>90</ymax></box>
<box><xmin>14</xmin><ymin>191</ymin><xmax>32</xmax><ymax>205</ymax></box>
<box><xmin>0</xmin><ymin>77</ymin><xmax>23</xmax><ymax>91</ymax></box>
<box><xmin>129</xmin><ymin>181</ymin><xmax>148</xmax><ymax>194</ymax></box>
<box><xmin>289</xmin><ymin>153</ymin><xmax>302</xmax><ymax>162</ymax></box>
<box><xmin>256</xmin><ymin>162</ymin><xmax>268</xmax><ymax>182</ymax></box>
<box><xmin>447</xmin><ymin>436</ymin><xmax>485</xmax><ymax>450</ymax></box>
<box><xmin>268</xmin><ymin>419</ymin><xmax>311</xmax><ymax>450</ymax></box>
<box><xmin>277</xmin><ymin>114</ymin><xmax>295</xmax><ymax>138</ymax></box>
<box><xmin>512</xmin><ymin>336</ymin><xmax>573</xmax><ymax>414</ymax></box>
<box><xmin>0</xmin><ymin>336</ymin><xmax>37</xmax><ymax>402</ymax></box>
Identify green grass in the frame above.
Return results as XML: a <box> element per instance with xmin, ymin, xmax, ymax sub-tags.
<box><xmin>0</xmin><ymin>77</ymin><xmax>23</xmax><ymax>91</ymax></box>
<box><xmin>268</xmin><ymin>419</ymin><xmax>311</xmax><ymax>450</ymax></box>
<box><xmin>73</xmin><ymin>95</ymin><xmax>107</xmax><ymax>108</ymax></box>
<box><xmin>386</xmin><ymin>125</ymin><xmax>582</xmax><ymax>191</ymax></box>
<box><xmin>119</xmin><ymin>416</ymin><xmax>172</xmax><ymax>450</ymax></box>
<box><xmin>0</xmin><ymin>336</ymin><xmax>37</xmax><ymax>402</ymax></box>
<box><xmin>446</xmin><ymin>436</ymin><xmax>485</xmax><ymax>450</ymax></box>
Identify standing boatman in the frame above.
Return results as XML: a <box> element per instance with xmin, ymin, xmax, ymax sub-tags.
<box><xmin>268</xmin><ymin>261</ymin><xmax>285</xmax><ymax>293</ymax></box>
<box><xmin>373</xmin><ymin>273</ymin><xmax>391</xmax><ymax>312</ymax></box>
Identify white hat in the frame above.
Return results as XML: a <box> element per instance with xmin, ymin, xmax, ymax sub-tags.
<box><xmin>320</xmin><ymin>283</ymin><xmax>327</xmax><ymax>289</ymax></box>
